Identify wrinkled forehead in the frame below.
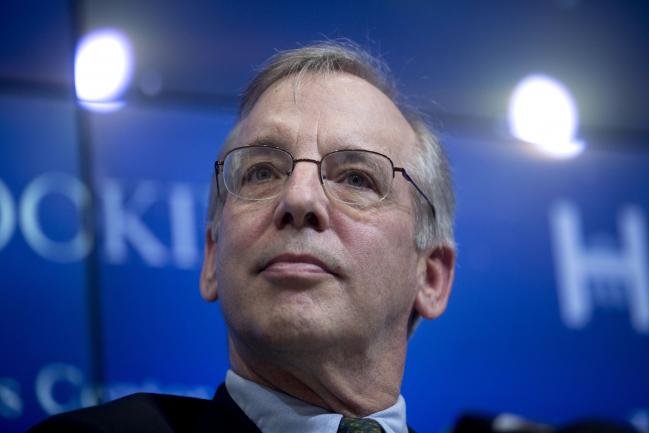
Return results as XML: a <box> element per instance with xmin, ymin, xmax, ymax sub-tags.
<box><xmin>232</xmin><ymin>73</ymin><xmax>417</xmax><ymax>161</ymax></box>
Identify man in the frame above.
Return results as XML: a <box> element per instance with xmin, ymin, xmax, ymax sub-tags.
<box><xmin>29</xmin><ymin>40</ymin><xmax>455</xmax><ymax>433</ymax></box>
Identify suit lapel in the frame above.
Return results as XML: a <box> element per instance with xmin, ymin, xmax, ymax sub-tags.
<box><xmin>187</xmin><ymin>384</ymin><xmax>262</xmax><ymax>433</ymax></box>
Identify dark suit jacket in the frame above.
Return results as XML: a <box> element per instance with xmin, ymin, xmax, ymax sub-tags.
<box><xmin>28</xmin><ymin>384</ymin><xmax>417</xmax><ymax>433</ymax></box>
<box><xmin>27</xmin><ymin>384</ymin><xmax>261</xmax><ymax>433</ymax></box>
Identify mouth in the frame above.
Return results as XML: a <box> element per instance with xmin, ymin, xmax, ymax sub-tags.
<box><xmin>259</xmin><ymin>253</ymin><xmax>337</xmax><ymax>277</ymax></box>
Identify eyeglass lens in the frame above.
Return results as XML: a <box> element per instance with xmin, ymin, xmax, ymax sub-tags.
<box><xmin>222</xmin><ymin>147</ymin><xmax>394</xmax><ymax>206</ymax></box>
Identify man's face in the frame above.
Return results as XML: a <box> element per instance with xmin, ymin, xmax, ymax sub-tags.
<box><xmin>205</xmin><ymin>73</ymin><xmax>431</xmax><ymax>352</ymax></box>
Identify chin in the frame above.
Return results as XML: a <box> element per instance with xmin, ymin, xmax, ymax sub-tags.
<box><xmin>221</xmin><ymin>282</ymin><xmax>352</xmax><ymax>349</ymax></box>
<box><xmin>239</xmin><ymin>306</ymin><xmax>341</xmax><ymax>353</ymax></box>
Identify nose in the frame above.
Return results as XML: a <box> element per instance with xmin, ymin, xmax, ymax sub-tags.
<box><xmin>272</xmin><ymin>160</ymin><xmax>330</xmax><ymax>231</ymax></box>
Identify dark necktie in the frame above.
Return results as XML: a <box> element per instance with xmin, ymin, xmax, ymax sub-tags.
<box><xmin>337</xmin><ymin>416</ymin><xmax>386</xmax><ymax>433</ymax></box>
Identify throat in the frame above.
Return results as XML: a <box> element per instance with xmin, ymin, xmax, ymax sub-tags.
<box><xmin>228</xmin><ymin>334</ymin><xmax>406</xmax><ymax>417</ymax></box>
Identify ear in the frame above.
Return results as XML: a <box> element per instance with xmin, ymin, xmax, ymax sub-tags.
<box><xmin>199</xmin><ymin>226</ymin><xmax>219</xmax><ymax>302</ymax></box>
<box><xmin>414</xmin><ymin>245</ymin><xmax>455</xmax><ymax>320</ymax></box>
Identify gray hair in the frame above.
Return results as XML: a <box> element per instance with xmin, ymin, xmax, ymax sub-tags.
<box><xmin>208</xmin><ymin>40</ymin><xmax>455</xmax><ymax>253</ymax></box>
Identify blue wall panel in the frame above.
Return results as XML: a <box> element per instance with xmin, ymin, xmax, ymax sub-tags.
<box><xmin>2</xmin><ymin>98</ymin><xmax>648</xmax><ymax>432</ymax></box>
<box><xmin>0</xmin><ymin>96</ymin><xmax>91</xmax><ymax>432</ymax></box>
<box><xmin>403</xmin><ymin>136</ymin><xmax>649</xmax><ymax>431</ymax></box>
<box><xmin>88</xmin><ymin>106</ymin><xmax>236</xmax><ymax>397</ymax></box>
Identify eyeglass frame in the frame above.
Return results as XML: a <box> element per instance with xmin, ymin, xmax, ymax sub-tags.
<box><xmin>214</xmin><ymin>144</ymin><xmax>436</xmax><ymax>220</ymax></box>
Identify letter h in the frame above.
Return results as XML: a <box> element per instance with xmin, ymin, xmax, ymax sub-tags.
<box><xmin>550</xmin><ymin>201</ymin><xmax>649</xmax><ymax>333</ymax></box>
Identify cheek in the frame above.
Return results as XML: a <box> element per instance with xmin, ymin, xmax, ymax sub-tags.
<box><xmin>332</xmin><ymin>210</ymin><xmax>419</xmax><ymax>299</ymax></box>
<box><xmin>333</xmin><ymin>206</ymin><xmax>416</xmax><ymax>259</ymax></box>
<box><xmin>215</xmin><ymin>202</ymin><xmax>275</xmax><ymax>304</ymax></box>
<box><xmin>218</xmin><ymin>202</ymin><xmax>274</xmax><ymax>254</ymax></box>
<box><xmin>215</xmin><ymin>204</ymin><xmax>276</xmax><ymax>325</ymax></box>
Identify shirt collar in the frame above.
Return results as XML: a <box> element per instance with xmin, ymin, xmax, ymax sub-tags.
<box><xmin>225</xmin><ymin>369</ymin><xmax>409</xmax><ymax>433</ymax></box>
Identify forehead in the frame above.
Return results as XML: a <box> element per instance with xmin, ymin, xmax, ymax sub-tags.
<box><xmin>236</xmin><ymin>73</ymin><xmax>416</xmax><ymax>159</ymax></box>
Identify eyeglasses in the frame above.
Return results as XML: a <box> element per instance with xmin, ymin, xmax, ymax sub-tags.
<box><xmin>214</xmin><ymin>145</ymin><xmax>436</xmax><ymax>219</ymax></box>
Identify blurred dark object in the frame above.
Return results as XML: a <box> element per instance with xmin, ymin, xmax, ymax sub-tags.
<box><xmin>557</xmin><ymin>420</ymin><xmax>641</xmax><ymax>433</ymax></box>
<box><xmin>451</xmin><ymin>414</ymin><xmax>641</xmax><ymax>433</ymax></box>
<box><xmin>452</xmin><ymin>414</ymin><xmax>553</xmax><ymax>433</ymax></box>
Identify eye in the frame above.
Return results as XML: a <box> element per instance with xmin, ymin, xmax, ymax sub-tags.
<box><xmin>245</xmin><ymin>164</ymin><xmax>279</xmax><ymax>183</ymax></box>
<box><xmin>339</xmin><ymin>170</ymin><xmax>375</xmax><ymax>190</ymax></box>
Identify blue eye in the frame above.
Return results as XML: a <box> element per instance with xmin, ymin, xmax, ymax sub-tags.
<box><xmin>342</xmin><ymin>171</ymin><xmax>373</xmax><ymax>190</ymax></box>
<box><xmin>245</xmin><ymin>164</ymin><xmax>276</xmax><ymax>183</ymax></box>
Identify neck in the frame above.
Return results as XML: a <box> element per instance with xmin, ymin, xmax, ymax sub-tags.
<box><xmin>227</xmin><ymin>330</ymin><xmax>407</xmax><ymax>417</ymax></box>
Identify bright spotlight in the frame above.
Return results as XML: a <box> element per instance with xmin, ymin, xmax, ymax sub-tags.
<box><xmin>508</xmin><ymin>74</ymin><xmax>585</xmax><ymax>159</ymax></box>
<box><xmin>75</xmin><ymin>29</ymin><xmax>133</xmax><ymax>110</ymax></box>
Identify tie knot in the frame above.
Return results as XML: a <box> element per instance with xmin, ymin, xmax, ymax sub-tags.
<box><xmin>337</xmin><ymin>416</ymin><xmax>386</xmax><ymax>433</ymax></box>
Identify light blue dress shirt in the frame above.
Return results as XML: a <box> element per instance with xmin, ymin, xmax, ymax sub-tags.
<box><xmin>225</xmin><ymin>369</ymin><xmax>409</xmax><ymax>433</ymax></box>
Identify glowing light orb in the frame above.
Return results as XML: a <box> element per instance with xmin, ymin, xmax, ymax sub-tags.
<box><xmin>75</xmin><ymin>29</ymin><xmax>133</xmax><ymax>110</ymax></box>
<box><xmin>509</xmin><ymin>74</ymin><xmax>585</xmax><ymax>158</ymax></box>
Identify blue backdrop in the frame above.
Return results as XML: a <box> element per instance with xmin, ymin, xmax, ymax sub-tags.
<box><xmin>1</xmin><ymin>1</ymin><xmax>648</xmax><ymax>433</ymax></box>
<box><xmin>2</xmin><ymin>99</ymin><xmax>648</xmax><ymax>432</ymax></box>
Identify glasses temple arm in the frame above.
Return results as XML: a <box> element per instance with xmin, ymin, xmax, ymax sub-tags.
<box><xmin>214</xmin><ymin>161</ymin><xmax>222</xmax><ymax>198</ymax></box>
<box><xmin>397</xmin><ymin>168</ymin><xmax>437</xmax><ymax>221</ymax></box>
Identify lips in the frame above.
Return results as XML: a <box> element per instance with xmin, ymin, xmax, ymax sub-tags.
<box><xmin>260</xmin><ymin>253</ymin><xmax>336</xmax><ymax>275</ymax></box>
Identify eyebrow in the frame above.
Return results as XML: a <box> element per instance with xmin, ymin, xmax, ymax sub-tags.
<box><xmin>245</xmin><ymin>135</ymin><xmax>292</xmax><ymax>151</ymax></box>
<box><xmin>244</xmin><ymin>126</ymin><xmax>373</xmax><ymax>155</ymax></box>
<box><xmin>245</xmin><ymin>138</ymin><xmax>371</xmax><ymax>157</ymax></box>
<box><xmin>243</xmin><ymin>119</ymin><xmax>296</xmax><ymax>147</ymax></box>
